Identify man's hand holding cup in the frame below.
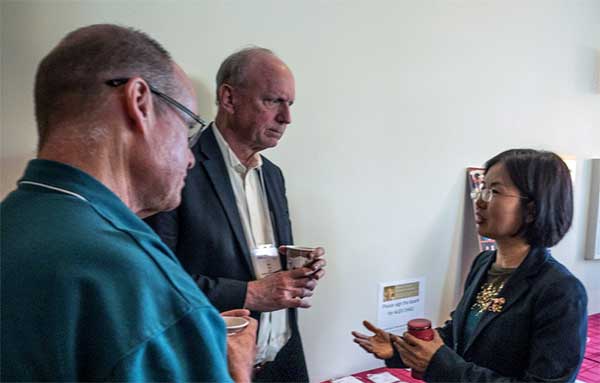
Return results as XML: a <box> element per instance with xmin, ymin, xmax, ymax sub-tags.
<box><xmin>221</xmin><ymin>309</ymin><xmax>257</xmax><ymax>383</ymax></box>
<box><xmin>281</xmin><ymin>245</ymin><xmax>326</xmax><ymax>280</ymax></box>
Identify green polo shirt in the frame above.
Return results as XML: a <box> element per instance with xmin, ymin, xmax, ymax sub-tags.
<box><xmin>1</xmin><ymin>159</ymin><xmax>232</xmax><ymax>382</ymax></box>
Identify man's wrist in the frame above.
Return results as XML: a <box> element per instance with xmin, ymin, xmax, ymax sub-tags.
<box><xmin>229</xmin><ymin>370</ymin><xmax>252</xmax><ymax>383</ymax></box>
<box><xmin>243</xmin><ymin>280</ymin><xmax>258</xmax><ymax>311</ymax></box>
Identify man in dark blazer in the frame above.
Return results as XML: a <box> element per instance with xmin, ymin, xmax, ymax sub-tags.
<box><xmin>146</xmin><ymin>47</ymin><xmax>326</xmax><ymax>382</ymax></box>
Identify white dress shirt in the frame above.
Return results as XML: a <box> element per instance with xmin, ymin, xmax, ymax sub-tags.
<box><xmin>213</xmin><ymin>123</ymin><xmax>291</xmax><ymax>364</ymax></box>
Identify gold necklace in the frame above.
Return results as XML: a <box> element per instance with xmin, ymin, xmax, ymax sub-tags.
<box><xmin>471</xmin><ymin>282</ymin><xmax>505</xmax><ymax>314</ymax></box>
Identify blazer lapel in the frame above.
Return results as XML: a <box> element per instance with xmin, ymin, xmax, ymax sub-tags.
<box><xmin>260</xmin><ymin>164</ymin><xmax>290</xmax><ymax>270</ymax></box>
<box><xmin>197</xmin><ymin>125</ymin><xmax>255</xmax><ymax>277</ymax></box>
<box><xmin>261</xmin><ymin>167</ymin><xmax>284</xmax><ymax>246</ymax></box>
<box><xmin>453</xmin><ymin>252</ymin><xmax>495</xmax><ymax>352</ymax></box>
<box><xmin>463</xmin><ymin>247</ymin><xmax>547</xmax><ymax>355</ymax></box>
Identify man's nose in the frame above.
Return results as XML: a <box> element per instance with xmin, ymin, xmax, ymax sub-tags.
<box><xmin>276</xmin><ymin>103</ymin><xmax>292</xmax><ymax>125</ymax></box>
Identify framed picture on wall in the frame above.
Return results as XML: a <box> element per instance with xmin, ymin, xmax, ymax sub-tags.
<box><xmin>585</xmin><ymin>159</ymin><xmax>600</xmax><ymax>260</ymax></box>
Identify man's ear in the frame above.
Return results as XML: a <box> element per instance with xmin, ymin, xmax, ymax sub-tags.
<box><xmin>217</xmin><ymin>84</ymin><xmax>236</xmax><ymax>114</ymax></box>
<box><xmin>123</xmin><ymin>77</ymin><xmax>154</xmax><ymax>136</ymax></box>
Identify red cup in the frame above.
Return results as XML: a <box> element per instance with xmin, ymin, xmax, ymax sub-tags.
<box><xmin>407</xmin><ymin>318</ymin><xmax>433</xmax><ymax>380</ymax></box>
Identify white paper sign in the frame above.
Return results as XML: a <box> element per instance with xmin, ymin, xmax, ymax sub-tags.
<box><xmin>366</xmin><ymin>371</ymin><xmax>403</xmax><ymax>383</ymax></box>
<box><xmin>331</xmin><ymin>376</ymin><xmax>364</xmax><ymax>383</ymax></box>
<box><xmin>377</xmin><ymin>277</ymin><xmax>425</xmax><ymax>334</ymax></box>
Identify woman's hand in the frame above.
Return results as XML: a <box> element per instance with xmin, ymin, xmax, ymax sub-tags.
<box><xmin>392</xmin><ymin>329</ymin><xmax>444</xmax><ymax>374</ymax></box>
<box><xmin>351</xmin><ymin>320</ymin><xmax>394</xmax><ymax>360</ymax></box>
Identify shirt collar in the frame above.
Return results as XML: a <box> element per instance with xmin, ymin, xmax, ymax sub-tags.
<box><xmin>18</xmin><ymin>159</ymin><xmax>151</xmax><ymax>234</ymax></box>
<box><xmin>212</xmin><ymin>122</ymin><xmax>263</xmax><ymax>175</ymax></box>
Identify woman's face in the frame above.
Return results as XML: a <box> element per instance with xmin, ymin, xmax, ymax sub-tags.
<box><xmin>475</xmin><ymin>163</ymin><xmax>527</xmax><ymax>242</ymax></box>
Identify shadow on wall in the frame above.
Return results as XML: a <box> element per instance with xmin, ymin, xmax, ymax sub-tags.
<box><xmin>190</xmin><ymin>77</ymin><xmax>216</xmax><ymax>122</ymax></box>
<box><xmin>1</xmin><ymin>154</ymin><xmax>34</xmax><ymax>199</ymax></box>
<box><xmin>460</xmin><ymin>173</ymin><xmax>483</xmax><ymax>287</ymax></box>
<box><xmin>436</xmin><ymin>170</ymin><xmax>480</xmax><ymax>324</ymax></box>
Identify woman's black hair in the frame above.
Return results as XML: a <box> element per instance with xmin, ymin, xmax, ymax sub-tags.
<box><xmin>485</xmin><ymin>149</ymin><xmax>573</xmax><ymax>247</ymax></box>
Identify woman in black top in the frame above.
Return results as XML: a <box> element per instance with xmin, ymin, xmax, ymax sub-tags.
<box><xmin>352</xmin><ymin>149</ymin><xmax>588</xmax><ymax>382</ymax></box>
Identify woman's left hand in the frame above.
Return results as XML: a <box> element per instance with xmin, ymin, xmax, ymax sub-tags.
<box><xmin>392</xmin><ymin>329</ymin><xmax>444</xmax><ymax>374</ymax></box>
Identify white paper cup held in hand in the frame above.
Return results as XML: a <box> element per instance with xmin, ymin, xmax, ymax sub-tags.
<box><xmin>222</xmin><ymin>316</ymin><xmax>249</xmax><ymax>336</ymax></box>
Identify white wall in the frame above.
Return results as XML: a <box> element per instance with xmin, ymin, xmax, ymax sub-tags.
<box><xmin>1</xmin><ymin>1</ymin><xmax>599</xmax><ymax>381</ymax></box>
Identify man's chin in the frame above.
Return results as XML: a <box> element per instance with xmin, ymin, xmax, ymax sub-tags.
<box><xmin>262</xmin><ymin>137</ymin><xmax>281</xmax><ymax>148</ymax></box>
<box><xmin>139</xmin><ymin>195</ymin><xmax>181</xmax><ymax>218</ymax></box>
<box><xmin>265</xmin><ymin>129</ymin><xmax>284</xmax><ymax>142</ymax></box>
<box><xmin>161</xmin><ymin>196</ymin><xmax>181</xmax><ymax>213</ymax></box>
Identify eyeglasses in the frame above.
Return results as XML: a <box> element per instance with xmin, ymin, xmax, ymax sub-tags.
<box><xmin>105</xmin><ymin>78</ymin><xmax>207</xmax><ymax>147</ymax></box>
<box><xmin>470</xmin><ymin>188</ymin><xmax>528</xmax><ymax>203</ymax></box>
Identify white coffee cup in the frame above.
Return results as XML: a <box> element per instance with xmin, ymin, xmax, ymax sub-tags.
<box><xmin>223</xmin><ymin>316</ymin><xmax>249</xmax><ymax>336</ymax></box>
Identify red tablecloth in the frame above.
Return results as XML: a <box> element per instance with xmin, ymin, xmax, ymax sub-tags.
<box><xmin>323</xmin><ymin>367</ymin><xmax>420</xmax><ymax>383</ymax></box>
<box><xmin>579</xmin><ymin>313</ymin><xmax>600</xmax><ymax>382</ymax></box>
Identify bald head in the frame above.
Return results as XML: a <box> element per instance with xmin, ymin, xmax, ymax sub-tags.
<box><xmin>34</xmin><ymin>24</ymin><xmax>177</xmax><ymax>149</ymax></box>
<box><xmin>215</xmin><ymin>47</ymin><xmax>292</xmax><ymax>104</ymax></box>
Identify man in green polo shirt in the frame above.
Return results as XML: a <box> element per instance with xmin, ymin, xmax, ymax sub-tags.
<box><xmin>1</xmin><ymin>24</ymin><xmax>256</xmax><ymax>382</ymax></box>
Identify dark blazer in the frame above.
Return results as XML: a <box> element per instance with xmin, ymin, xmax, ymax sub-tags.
<box><xmin>145</xmin><ymin>125</ymin><xmax>308</xmax><ymax>381</ymax></box>
<box><xmin>386</xmin><ymin>247</ymin><xmax>588</xmax><ymax>382</ymax></box>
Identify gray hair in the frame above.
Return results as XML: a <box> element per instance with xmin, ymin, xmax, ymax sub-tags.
<box><xmin>34</xmin><ymin>24</ymin><xmax>177</xmax><ymax>148</ymax></box>
<box><xmin>215</xmin><ymin>46</ymin><xmax>276</xmax><ymax>104</ymax></box>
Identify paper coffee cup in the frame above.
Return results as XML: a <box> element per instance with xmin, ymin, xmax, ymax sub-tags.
<box><xmin>285</xmin><ymin>246</ymin><xmax>315</xmax><ymax>269</ymax></box>
<box><xmin>223</xmin><ymin>316</ymin><xmax>249</xmax><ymax>336</ymax></box>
